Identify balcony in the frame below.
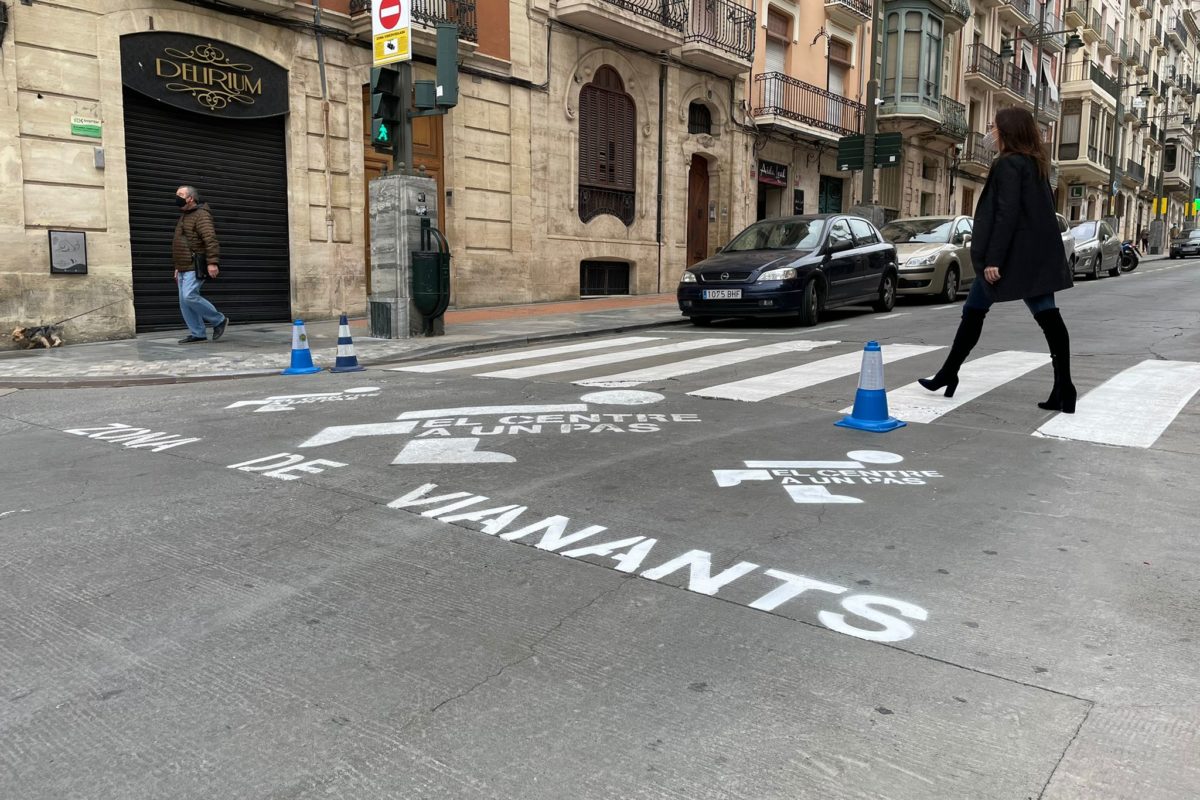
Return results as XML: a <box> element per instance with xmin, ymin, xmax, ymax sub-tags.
<box><xmin>942</xmin><ymin>0</ymin><xmax>970</xmax><ymax>35</ymax></box>
<box><xmin>1080</xmin><ymin>9</ymin><xmax>1102</xmax><ymax>45</ymax></box>
<box><xmin>965</xmin><ymin>43</ymin><xmax>1005</xmax><ymax>90</ymax></box>
<box><xmin>751</xmin><ymin>72</ymin><xmax>864</xmax><ymax>138</ymax></box>
<box><xmin>1127</xmin><ymin>159</ymin><xmax>1147</xmax><ymax>185</ymax></box>
<box><xmin>349</xmin><ymin>0</ymin><xmax>478</xmax><ymax>47</ymax></box>
<box><xmin>1138</xmin><ymin>0</ymin><xmax>1152</xmax><ymax>19</ymax></box>
<box><xmin>1150</xmin><ymin>21</ymin><xmax>1163</xmax><ymax>50</ymax></box>
<box><xmin>1096</xmin><ymin>24</ymin><xmax>1117</xmax><ymax>57</ymax></box>
<box><xmin>1001</xmin><ymin>65</ymin><xmax>1033</xmax><ymax>104</ymax></box>
<box><xmin>961</xmin><ymin>131</ymin><xmax>997</xmax><ymax>175</ymax></box>
<box><xmin>824</xmin><ymin>0</ymin><xmax>870</xmax><ymax>30</ymax></box>
<box><xmin>1063</xmin><ymin>0</ymin><xmax>1087</xmax><ymax>29</ymax></box>
<box><xmin>681</xmin><ymin>0</ymin><xmax>755</xmax><ymax>77</ymax></box>
<box><xmin>997</xmin><ymin>0</ymin><xmax>1032</xmax><ymax>27</ymax></box>
<box><xmin>1057</xmin><ymin>141</ymin><xmax>1108</xmax><ymax>182</ymax></box>
<box><xmin>1132</xmin><ymin>41</ymin><xmax>1143</xmax><ymax>70</ymax></box>
<box><xmin>1040</xmin><ymin>13</ymin><xmax>1067</xmax><ymax>52</ymax></box>
<box><xmin>1152</xmin><ymin>71</ymin><xmax>1160</xmax><ymax>98</ymax></box>
<box><xmin>975</xmin><ymin>0</ymin><xmax>1001</xmax><ymax>9</ymax></box>
<box><xmin>1037</xmin><ymin>87</ymin><xmax>1061</xmax><ymax>121</ymax></box>
<box><xmin>936</xmin><ymin>96</ymin><xmax>968</xmax><ymax>141</ymax></box>
<box><xmin>1169</xmin><ymin>15</ymin><xmax>1188</xmax><ymax>49</ymax></box>
<box><xmin>555</xmin><ymin>0</ymin><xmax>686</xmax><ymax>52</ymax></box>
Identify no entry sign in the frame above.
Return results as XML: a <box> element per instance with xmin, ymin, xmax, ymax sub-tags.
<box><xmin>373</xmin><ymin>0</ymin><xmax>411</xmax><ymax>66</ymax></box>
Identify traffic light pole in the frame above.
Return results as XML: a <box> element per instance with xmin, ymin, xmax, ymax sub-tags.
<box><xmin>860</xmin><ymin>0</ymin><xmax>880</xmax><ymax>205</ymax></box>
<box><xmin>398</xmin><ymin>61</ymin><xmax>414</xmax><ymax>170</ymax></box>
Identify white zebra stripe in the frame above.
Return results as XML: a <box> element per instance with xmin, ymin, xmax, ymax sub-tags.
<box><xmin>574</xmin><ymin>340</ymin><xmax>840</xmax><ymax>388</ymax></box>
<box><xmin>391</xmin><ymin>336</ymin><xmax>665</xmax><ymax>373</ymax></box>
<box><xmin>689</xmin><ymin>344</ymin><xmax>943</xmax><ymax>402</ymax></box>
<box><xmin>849</xmin><ymin>351</ymin><xmax>1052</xmax><ymax>423</ymax></box>
<box><xmin>1035</xmin><ymin>360</ymin><xmax>1200</xmax><ymax>448</ymax></box>
<box><xmin>477</xmin><ymin>339</ymin><xmax>744</xmax><ymax>379</ymax></box>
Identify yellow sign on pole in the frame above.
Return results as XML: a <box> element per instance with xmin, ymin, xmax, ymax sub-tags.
<box><xmin>372</xmin><ymin>0</ymin><xmax>412</xmax><ymax>66</ymax></box>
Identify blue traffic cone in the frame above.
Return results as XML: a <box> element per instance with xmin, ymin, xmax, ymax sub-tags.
<box><xmin>835</xmin><ymin>341</ymin><xmax>906</xmax><ymax>433</ymax></box>
<box><xmin>281</xmin><ymin>320</ymin><xmax>322</xmax><ymax>375</ymax></box>
<box><xmin>329</xmin><ymin>314</ymin><xmax>365</xmax><ymax>373</ymax></box>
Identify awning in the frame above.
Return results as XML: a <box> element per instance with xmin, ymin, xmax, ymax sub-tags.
<box><xmin>1041</xmin><ymin>59</ymin><xmax>1060</xmax><ymax>103</ymax></box>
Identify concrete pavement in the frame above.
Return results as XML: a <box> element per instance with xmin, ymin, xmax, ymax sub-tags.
<box><xmin>0</xmin><ymin>294</ymin><xmax>684</xmax><ymax>388</ymax></box>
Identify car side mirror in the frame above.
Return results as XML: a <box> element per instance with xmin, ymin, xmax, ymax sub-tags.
<box><xmin>826</xmin><ymin>239</ymin><xmax>853</xmax><ymax>255</ymax></box>
<box><xmin>715</xmin><ymin>246</ymin><xmax>724</xmax><ymax>253</ymax></box>
<box><xmin>960</xmin><ymin>233</ymin><xmax>972</xmax><ymax>246</ymax></box>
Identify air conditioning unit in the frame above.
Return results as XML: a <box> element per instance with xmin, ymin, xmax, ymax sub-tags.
<box><xmin>1069</xmin><ymin>184</ymin><xmax>1085</xmax><ymax>199</ymax></box>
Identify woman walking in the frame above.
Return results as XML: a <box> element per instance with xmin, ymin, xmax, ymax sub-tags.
<box><xmin>919</xmin><ymin>107</ymin><xmax>1077</xmax><ymax>413</ymax></box>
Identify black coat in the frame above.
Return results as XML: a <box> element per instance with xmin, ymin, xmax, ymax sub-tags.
<box><xmin>971</xmin><ymin>153</ymin><xmax>1073</xmax><ymax>302</ymax></box>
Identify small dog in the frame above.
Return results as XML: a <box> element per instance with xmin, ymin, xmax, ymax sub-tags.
<box><xmin>11</xmin><ymin>326</ymin><xmax>63</xmax><ymax>349</ymax></box>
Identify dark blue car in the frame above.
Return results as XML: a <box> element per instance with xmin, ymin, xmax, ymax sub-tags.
<box><xmin>677</xmin><ymin>214</ymin><xmax>898</xmax><ymax>326</ymax></box>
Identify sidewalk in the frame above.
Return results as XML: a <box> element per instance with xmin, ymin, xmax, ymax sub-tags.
<box><xmin>0</xmin><ymin>294</ymin><xmax>684</xmax><ymax>388</ymax></box>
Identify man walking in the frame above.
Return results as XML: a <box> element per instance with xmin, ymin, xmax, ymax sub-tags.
<box><xmin>172</xmin><ymin>185</ymin><xmax>228</xmax><ymax>344</ymax></box>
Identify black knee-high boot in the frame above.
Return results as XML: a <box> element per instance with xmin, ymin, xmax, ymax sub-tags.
<box><xmin>1034</xmin><ymin>308</ymin><xmax>1076</xmax><ymax>414</ymax></box>
<box><xmin>918</xmin><ymin>306</ymin><xmax>988</xmax><ymax>398</ymax></box>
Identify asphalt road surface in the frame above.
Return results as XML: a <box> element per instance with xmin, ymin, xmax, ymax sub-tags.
<box><xmin>2</xmin><ymin>261</ymin><xmax>1198</xmax><ymax>799</ymax></box>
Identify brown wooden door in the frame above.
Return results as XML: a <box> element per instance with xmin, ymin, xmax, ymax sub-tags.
<box><xmin>686</xmin><ymin>155</ymin><xmax>710</xmax><ymax>266</ymax></box>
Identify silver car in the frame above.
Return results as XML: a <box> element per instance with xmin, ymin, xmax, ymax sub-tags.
<box><xmin>1056</xmin><ymin>214</ymin><xmax>1077</xmax><ymax>274</ymax></box>
<box><xmin>880</xmin><ymin>215</ymin><xmax>976</xmax><ymax>302</ymax></box>
<box><xmin>1070</xmin><ymin>220</ymin><xmax>1121</xmax><ymax>279</ymax></box>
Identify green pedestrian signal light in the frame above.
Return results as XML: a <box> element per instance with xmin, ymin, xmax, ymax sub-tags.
<box><xmin>370</xmin><ymin>66</ymin><xmax>403</xmax><ymax>155</ymax></box>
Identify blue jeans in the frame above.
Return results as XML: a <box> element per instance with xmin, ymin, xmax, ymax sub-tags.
<box><xmin>178</xmin><ymin>270</ymin><xmax>225</xmax><ymax>337</ymax></box>
<box><xmin>963</xmin><ymin>276</ymin><xmax>1056</xmax><ymax>316</ymax></box>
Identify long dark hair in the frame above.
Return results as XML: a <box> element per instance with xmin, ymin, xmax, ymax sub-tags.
<box><xmin>994</xmin><ymin>107</ymin><xmax>1051</xmax><ymax>181</ymax></box>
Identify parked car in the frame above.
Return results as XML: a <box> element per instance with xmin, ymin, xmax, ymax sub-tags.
<box><xmin>1056</xmin><ymin>214</ymin><xmax>1077</xmax><ymax>275</ymax></box>
<box><xmin>880</xmin><ymin>215</ymin><xmax>975</xmax><ymax>302</ymax></box>
<box><xmin>1069</xmin><ymin>220</ymin><xmax>1121</xmax><ymax>279</ymax></box>
<box><xmin>1168</xmin><ymin>228</ymin><xmax>1200</xmax><ymax>258</ymax></box>
<box><xmin>677</xmin><ymin>214</ymin><xmax>898</xmax><ymax>327</ymax></box>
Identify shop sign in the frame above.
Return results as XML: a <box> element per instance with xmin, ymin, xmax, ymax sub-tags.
<box><xmin>70</xmin><ymin>115</ymin><xmax>102</xmax><ymax>138</ymax></box>
<box><xmin>120</xmin><ymin>32</ymin><xmax>288</xmax><ymax>119</ymax></box>
<box><xmin>758</xmin><ymin>160</ymin><xmax>788</xmax><ymax>187</ymax></box>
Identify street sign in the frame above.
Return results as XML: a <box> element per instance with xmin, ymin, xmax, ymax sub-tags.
<box><xmin>837</xmin><ymin>134</ymin><xmax>865</xmax><ymax>171</ymax></box>
<box><xmin>874</xmin><ymin>132</ymin><xmax>903</xmax><ymax>168</ymax></box>
<box><xmin>373</xmin><ymin>0</ymin><xmax>411</xmax><ymax>66</ymax></box>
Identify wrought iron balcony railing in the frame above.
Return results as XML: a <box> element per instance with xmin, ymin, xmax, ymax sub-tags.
<box><xmin>964</xmin><ymin>131</ymin><xmax>997</xmax><ymax>168</ymax></box>
<box><xmin>349</xmin><ymin>0</ymin><xmax>478</xmax><ymax>42</ymax></box>
<box><xmin>686</xmin><ymin>0</ymin><xmax>755</xmax><ymax>62</ymax></box>
<box><xmin>938</xmin><ymin>96</ymin><xmax>968</xmax><ymax>140</ymax></box>
<box><xmin>826</xmin><ymin>0</ymin><xmax>870</xmax><ymax>17</ymax></box>
<box><xmin>602</xmin><ymin>0</ymin><xmax>687</xmax><ymax>31</ymax></box>
<box><xmin>752</xmin><ymin>72</ymin><xmax>864</xmax><ymax>136</ymax></box>
<box><xmin>966</xmin><ymin>43</ymin><xmax>1004</xmax><ymax>85</ymax></box>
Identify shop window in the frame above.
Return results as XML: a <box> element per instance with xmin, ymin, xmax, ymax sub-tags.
<box><xmin>579</xmin><ymin>66</ymin><xmax>636</xmax><ymax>226</ymax></box>
<box><xmin>580</xmin><ymin>260</ymin><xmax>630</xmax><ymax>296</ymax></box>
<box><xmin>688</xmin><ymin>101</ymin><xmax>712</xmax><ymax>135</ymax></box>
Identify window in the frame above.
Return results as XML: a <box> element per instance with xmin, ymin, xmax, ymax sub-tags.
<box><xmin>884</xmin><ymin>9</ymin><xmax>942</xmax><ymax>108</ymax></box>
<box><xmin>848</xmin><ymin>218</ymin><xmax>879</xmax><ymax>245</ymax></box>
<box><xmin>1061</xmin><ymin>104</ymin><xmax>1081</xmax><ymax>144</ymax></box>
<box><xmin>580</xmin><ymin>261</ymin><xmax>630</xmax><ymax>296</ymax></box>
<box><xmin>578</xmin><ymin>67</ymin><xmax>636</xmax><ymax>226</ymax></box>
<box><xmin>827</xmin><ymin>219</ymin><xmax>853</xmax><ymax>249</ymax></box>
<box><xmin>903</xmin><ymin>12</ymin><xmax>921</xmax><ymax>97</ymax></box>
<box><xmin>687</xmin><ymin>102</ymin><xmax>712</xmax><ymax>135</ymax></box>
<box><xmin>924</xmin><ymin>16</ymin><xmax>942</xmax><ymax>100</ymax></box>
<box><xmin>1165</xmin><ymin>144</ymin><xmax>1178</xmax><ymax>172</ymax></box>
<box><xmin>922</xmin><ymin>159</ymin><xmax>938</xmax><ymax>180</ymax></box>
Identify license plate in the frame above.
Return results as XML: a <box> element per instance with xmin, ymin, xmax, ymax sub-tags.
<box><xmin>702</xmin><ymin>289</ymin><xmax>742</xmax><ymax>300</ymax></box>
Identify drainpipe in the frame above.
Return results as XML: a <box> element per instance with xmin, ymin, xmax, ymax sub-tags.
<box><xmin>313</xmin><ymin>0</ymin><xmax>335</xmax><ymax>244</ymax></box>
<box><xmin>657</xmin><ymin>60</ymin><xmax>666</xmax><ymax>294</ymax></box>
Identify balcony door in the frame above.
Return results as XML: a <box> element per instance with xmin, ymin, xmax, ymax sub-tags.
<box><xmin>764</xmin><ymin>10</ymin><xmax>789</xmax><ymax>109</ymax></box>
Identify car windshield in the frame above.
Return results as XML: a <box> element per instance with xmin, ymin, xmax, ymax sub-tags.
<box><xmin>880</xmin><ymin>219</ymin><xmax>954</xmax><ymax>244</ymax></box>
<box><xmin>724</xmin><ymin>219</ymin><xmax>825</xmax><ymax>252</ymax></box>
<box><xmin>1188</xmin><ymin>230</ymin><xmax>1200</xmax><ymax>240</ymax></box>
<box><xmin>1070</xmin><ymin>222</ymin><xmax>1097</xmax><ymax>240</ymax></box>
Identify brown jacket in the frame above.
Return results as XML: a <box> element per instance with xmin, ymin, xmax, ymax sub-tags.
<box><xmin>172</xmin><ymin>204</ymin><xmax>220</xmax><ymax>270</ymax></box>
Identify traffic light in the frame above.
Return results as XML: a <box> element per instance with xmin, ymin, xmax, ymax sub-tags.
<box><xmin>370</xmin><ymin>66</ymin><xmax>402</xmax><ymax>154</ymax></box>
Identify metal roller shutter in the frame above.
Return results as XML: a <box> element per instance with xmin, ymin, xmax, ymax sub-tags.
<box><xmin>124</xmin><ymin>88</ymin><xmax>290</xmax><ymax>331</ymax></box>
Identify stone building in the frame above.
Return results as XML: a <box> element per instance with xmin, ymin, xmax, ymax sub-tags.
<box><xmin>2</xmin><ymin>0</ymin><xmax>899</xmax><ymax>346</ymax></box>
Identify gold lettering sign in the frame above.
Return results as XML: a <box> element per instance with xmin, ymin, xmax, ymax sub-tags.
<box><xmin>154</xmin><ymin>44</ymin><xmax>261</xmax><ymax>111</ymax></box>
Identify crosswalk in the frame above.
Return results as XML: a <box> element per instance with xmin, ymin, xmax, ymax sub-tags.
<box><xmin>392</xmin><ymin>336</ymin><xmax>1200</xmax><ymax>450</ymax></box>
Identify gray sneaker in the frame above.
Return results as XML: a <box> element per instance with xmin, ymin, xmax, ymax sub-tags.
<box><xmin>212</xmin><ymin>317</ymin><xmax>228</xmax><ymax>341</ymax></box>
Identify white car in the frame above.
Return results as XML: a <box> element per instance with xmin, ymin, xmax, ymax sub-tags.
<box><xmin>1057</xmin><ymin>214</ymin><xmax>1076</xmax><ymax>274</ymax></box>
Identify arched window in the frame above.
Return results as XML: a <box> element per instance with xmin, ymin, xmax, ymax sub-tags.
<box><xmin>578</xmin><ymin>66</ymin><xmax>636</xmax><ymax>226</ymax></box>
<box><xmin>688</xmin><ymin>101</ymin><xmax>712</xmax><ymax>135</ymax></box>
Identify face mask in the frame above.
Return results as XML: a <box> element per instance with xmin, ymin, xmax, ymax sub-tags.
<box><xmin>982</xmin><ymin>129</ymin><xmax>998</xmax><ymax>151</ymax></box>
<box><xmin>175</xmin><ymin>196</ymin><xmax>188</xmax><ymax>208</ymax></box>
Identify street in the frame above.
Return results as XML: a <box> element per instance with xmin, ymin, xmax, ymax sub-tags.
<box><xmin>2</xmin><ymin>261</ymin><xmax>1199</xmax><ymax>799</ymax></box>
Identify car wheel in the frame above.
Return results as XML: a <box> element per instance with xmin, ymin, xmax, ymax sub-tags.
<box><xmin>798</xmin><ymin>279</ymin><xmax>821</xmax><ymax>327</ymax></box>
<box><xmin>1108</xmin><ymin>258</ymin><xmax>1121</xmax><ymax>277</ymax></box>
<box><xmin>872</xmin><ymin>272</ymin><xmax>896</xmax><ymax>313</ymax></box>
<box><xmin>689</xmin><ymin>316</ymin><xmax>712</xmax><ymax>327</ymax></box>
<box><xmin>1091</xmin><ymin>256</ymin><xmax>1102</xmax><ymax>280</ymax></box>
<box><xmin>938</xmin><ymin>266</ymin><xmax>960</xmax><ymax>303</ymax></box>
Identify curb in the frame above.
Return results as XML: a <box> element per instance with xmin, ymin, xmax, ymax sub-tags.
<box><xmin>0</xmin><ymin>316</ymin><xmax>689</xmax><ymax>390</ymax></box>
